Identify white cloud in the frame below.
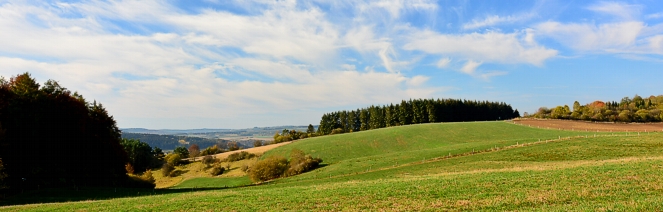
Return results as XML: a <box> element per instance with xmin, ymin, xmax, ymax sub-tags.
<box><xmin>436</xmin><ymin>58</ymin><xmax>451</xmax><ymax>68</ymax></box>
<box><xmin>478</xmin><ymin>71</ymin><xmax>507</xmax><ymax>81</ymax></box>
<box><xmin>587</xmin><ymin>2</ymin><xmax>642</xmax><ymax>20</ymax></box>
<box><xmin>463</xmin><ymin>13</ymin><xmax>534</xmax><ymax>30</ymax></box>
<box><xmin>535</xmin><ymin>21</ymin><xmax>644</xmax><ymax>52</ymax></box>
<box><xmin>647</xmin><ymin>12</ymin><xmax>663</xmax><ymax>19</ymax></box>
<box><xmin>403</xmin><ymin>30</ymin><xmax>557</xmax><ymax>65</ymax></box>
<box><xmin>461</xmin><ymin>60</ymin><xmax>481</xmax><ymax>74</ymax></box>
<box><xmin>355</xmin><ymin>0</ymin><xmax>438</xmax><ymax>19</ymax></box>
<box><xmin>0</xmin><ymin>1</ymin><xmax>448</xmax><ymax>128</ymax></box>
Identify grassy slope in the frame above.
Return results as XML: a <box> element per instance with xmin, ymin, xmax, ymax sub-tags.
<box><xmin>265</xmin><ymin>121</ymin><xmax>614</xmax><ymax>179</ymax></box>
<box><xmin>3</xmin><ymin>122</ymin><xmax>663</xmax><ymax>211</ymax></box>
<box><xmin>153</xmin><ymin>159</ymin><xmax>256</xmax><ymax>188</ymax></box>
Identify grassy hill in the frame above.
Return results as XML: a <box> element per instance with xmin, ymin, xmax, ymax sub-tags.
<box><xmin>264</xmin><ymin>121</ymin><xmax>614</xmax><ymax>179</ymax></box>
<box><xmin>3</xmin><ymin>121</ymin><xmax>663</xmax><ymax>211</ymax></box>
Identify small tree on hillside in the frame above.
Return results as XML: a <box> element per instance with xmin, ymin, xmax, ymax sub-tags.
<box><xmin>306</xmin><ymin>124</ymin><xmax>315</xmax><ymax>134</ymax></box>
<box><xmin>188</xmin><ymin>144</ymin><xmax>200</xmax><ymax>158</ymax></box>
<box><xmin>228</xmin><ymin>141</ymin><xmax>240</xmax><ymax>151</ymax></box>
<box><xmin>151</xmin><ymin>147</ymin><xmax>165</xmax><ymax>167</ymax></box>
<box><xmin>253</xmin><ymin>140</ymin><xmax>263</xmax><ymax>147</ymax></box>
<box><xmin>173</xmin><ymin>146</ymin><xmax>189</xmax><ymax>158</ymax></box>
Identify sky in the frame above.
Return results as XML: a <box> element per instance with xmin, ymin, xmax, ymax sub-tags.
<box><xmin>1</xmin><ymin>0</ymin><xmax>663</xmax><ymax>129</ymax></box>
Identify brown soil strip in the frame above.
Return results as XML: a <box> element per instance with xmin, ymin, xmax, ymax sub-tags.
<box><xmin>513</xmin><ymin>119</ymin><xmax>663</xmax><ymax>132</ymax></box>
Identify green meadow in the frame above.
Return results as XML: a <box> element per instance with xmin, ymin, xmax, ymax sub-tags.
<box><xmin>3</xmin><ymin>121</ymin><xmax>663</xmax><ymax>211</ymax></box>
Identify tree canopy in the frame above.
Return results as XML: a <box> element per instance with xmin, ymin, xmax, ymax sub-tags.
<box><xmin>318</xmin><ymin>98</ymin><xmax>517</xmax><ymax>135</ymax></box>
<box><xmin>0</xmin><ymin>73</ymin><xmax>138</xmax><ymax>190</ymax></box>
<box><xmin>530</xmin><ymin>94</ymin><xmax>663</xmax><ymax>122</ymax></box>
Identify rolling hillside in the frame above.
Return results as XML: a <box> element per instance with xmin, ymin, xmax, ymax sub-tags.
<box><xmin>4</xmin><ymin>121</ymin><xmax>663</xmax><ymax>211</ymax></box>
<box><xmin>264</xmin><ymin>121</ymin><xmax>614</xmax><ymax>178</ymax></box>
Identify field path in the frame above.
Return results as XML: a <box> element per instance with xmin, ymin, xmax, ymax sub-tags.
<box><xmin>188</xmin><ymin>141</ymin><xmax>292</xmax><ymax>161</ymax></box>
<box><xmin>513</xmin><ymin>119</ymin><xmax>663</xmax><ymax>132</ymax></box>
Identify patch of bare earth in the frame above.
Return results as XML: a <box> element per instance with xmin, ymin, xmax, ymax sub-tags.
<box><xmin>189</xmin><ymin>141</ymin><xmax>292</xmax><ymax>162</ymax></box>
<box><xmin>513</xmin><ymin>119</ymin><xmax>663</xmax><ymax>132</ymax></box>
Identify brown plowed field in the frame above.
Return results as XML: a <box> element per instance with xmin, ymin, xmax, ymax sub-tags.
<box><xmin>512</xmin><ymin>119</ymin><xmax>663</xmax><ymax>132</ymax></box>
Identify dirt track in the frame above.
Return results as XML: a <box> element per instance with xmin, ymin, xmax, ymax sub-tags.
<box><xmin>512</xmin><ymin>119</ymin><xmax>663</xmax><ymax>132</ymax></box>
<box><xmin>188</xmin><ymin>141</ymin><xmax>292</xmax><ymax>162</ymax></box>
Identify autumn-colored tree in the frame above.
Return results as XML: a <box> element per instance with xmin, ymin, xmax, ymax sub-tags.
<box><xmin>188</xmin><ymin>144</ymin><xmax>200</xmax><ymax>158</ymax></box>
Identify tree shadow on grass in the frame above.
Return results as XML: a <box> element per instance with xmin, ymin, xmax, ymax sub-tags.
<box><xmin>0</xmin><ymin>183</ymin><xmax>259</xmax><ymax>207</ymax></box>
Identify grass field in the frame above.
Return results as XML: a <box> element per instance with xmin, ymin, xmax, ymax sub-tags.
<box><xmin>3</xmin><ymin>121</ymin><xmax>663</xmax><ymax>211</ymax></box>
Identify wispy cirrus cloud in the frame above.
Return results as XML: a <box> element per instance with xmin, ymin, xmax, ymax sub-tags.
<box><xmin>587</xmin><ymin>1</ymin><xmax>642</xmax><ymax>20</ymax></box>
<box><xmin>463</xmin><ymin>13</ymin><xmax>534</xmax><ymax>30</ymax></box>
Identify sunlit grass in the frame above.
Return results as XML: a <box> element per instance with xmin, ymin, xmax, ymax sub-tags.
<box><xmin>3</xmin><ymin>122</ymin><xmax>662</xmax><ymax>211</ymax></box>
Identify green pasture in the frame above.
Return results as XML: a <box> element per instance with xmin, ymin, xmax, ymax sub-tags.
<box><xmin>2</xmin><ymin>121</ymin><xmax>663</xmax><ymax>211</ymax></box>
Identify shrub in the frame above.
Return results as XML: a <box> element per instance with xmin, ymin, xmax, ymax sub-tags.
<box><xmin>200</xmin><ymin>145</ymin><xmax>223</xmax><ymax>156</ymax></box>
<box><xmin>162</xmin><ymin>163</ymin><xmax>175</xmax><ymax>177</ymax></box>
<box><xmin>127</xmin><ymin>174</ymin><xmax>156</xmax><ymax>188</ymax></box>
<box><xmin>285</xmin><ymin>149</ymin><xmax>323</xmax><ymax>176</ymax></box>
<box><xmin>125</xmin><ymin>163</ymin><xmax>135</xmax><ymax>175</ymax></box>
<box><xmin>240</xmin><ymin>164</ymin><xmax>250</xmax><ymax>173</ymax></box>
<box><xmin>165</xmin><ymin>153</ymin><xmax>183</xmax><ymax>166</ymax></box>
<box><xmin>330</xmin><ymin>128</ymin><xmax>344</xmax><ymax>135</ymax></box>
<box><xmin>225</xmin><ymin>151</ymin><xmax>257</xmax><ymax>162</ymax></box>
<box><xmin>140</xmin><ymin>170</ymin><xmax>155</xmax><ymax>184</ymax></box>
<box><xmin>248</xmin><ymin>155</ymin><xmax>288</xmax><ymax>182</ymax></box>
<box><xmin>253</xmin><ymin>140</ymin><xmax>263</xmax><ymax>147</ymax></box>
<box><xmin>210</xmin><ymin>166</ymin><xmax>225</xmax><ymax>176</ymax></box>
<box><xmin>201</xmin><ymin>155</ymin><xmax>216</xmax><ymax>166</ymax></box>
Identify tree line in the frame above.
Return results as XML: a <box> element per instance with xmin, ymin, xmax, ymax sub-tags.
<box><xmin>318</xmin><ymin>98</ymin><xmax>519</xmax><ymax>135</ymax></box>
<box><xmin>0</xmin><ymin>73</ymin><xmax>152</xmax><ymax>193</ymax></box>
<box><xmin>529</xmin><ymin>95</ymin><xmax>663</xmax><ymax>122</ymax></box>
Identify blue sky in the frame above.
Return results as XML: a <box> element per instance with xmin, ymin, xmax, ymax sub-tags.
<box><xmin>1</xmin><ymin>0</ymin><xmax>662</xmax><ymax>129</ymax></box>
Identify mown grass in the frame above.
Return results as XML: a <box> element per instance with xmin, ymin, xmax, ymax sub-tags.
<box><xmin>2</xmin><ymin>122</ymin><xmax>662</xmax><ymax>211</ymax></box>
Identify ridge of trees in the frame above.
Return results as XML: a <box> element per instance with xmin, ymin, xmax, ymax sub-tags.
<box><xmin>317</xmin><ymin>98</ymin><xmax>519</xmax><ymax>135</ymax></box>
<box><xmin>0</xmin><ymin>72</ymin><xmax>152</xmax><ymax>192</ymax></box>
<box><xmin>529</xmin><ymin>95</ymin><xmax>663</xmax><ymax>122</ymax></box>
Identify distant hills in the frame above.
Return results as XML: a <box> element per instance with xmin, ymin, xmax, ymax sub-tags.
<box><xmin>121</xmin><ymin>125</ymin><xmax>315</xmax><ymax>136</ymax></box>
<box><xmin>120</xmin><ymin>125</ymin><xmax>317</xmax><ymax>150</ymax></box>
